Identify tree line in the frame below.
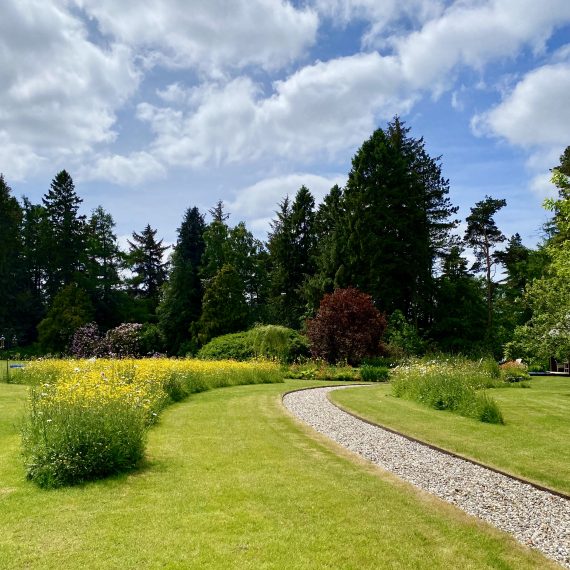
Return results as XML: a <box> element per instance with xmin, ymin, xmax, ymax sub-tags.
<box><xmin>1</xmin><ymin>117</ymin><xmax>567</xmax><ymax>360</ymax></box>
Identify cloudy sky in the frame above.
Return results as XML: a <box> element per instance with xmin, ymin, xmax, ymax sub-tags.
<box><xmin>2</xmin><ymin>0</ymin><xmax>570</xmax><ymax>248</ymax></box>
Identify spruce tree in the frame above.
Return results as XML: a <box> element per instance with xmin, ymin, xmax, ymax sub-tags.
<box><xmin>42</xmin><ymin>170</ymin><xmax>86</xmax><ymax>299</ymax></box>
<box><xmin>158</xmin><ymin>207</ymin><xmax>206</xmax><ymax>354</ymax></box>
<box><xmin>267</xmin><ymin>186</ymin><xmax>316</xmax><ymax>328</ymax></box>
<box><xmin>341</xmin><ymin>117</ymin><xmax>457</xmax><ymax>327</ymax></box>
<box><xmin>127</xmin><ymin>224</ymin><xmax>169</xmax><ymax>313</ymax></box>
<box><xmin>85</xmin><ymin>206</ymin><xmax>123</xmax><ymax>328</ymax></box>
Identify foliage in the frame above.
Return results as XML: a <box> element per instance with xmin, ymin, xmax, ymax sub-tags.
<box><xmin>158</xmin><ymin>207</ymin><xmax>206</xmax><ymax>354</ymax></box>
<box><xmin>19</xmin><ymin>358</ymin><xmax>283</xmax><ymax>487</ymax></box>
<box><xmin>196</xmin><ymin>331</ymin><xmax>254</xmax><ymax>360</ymax></box>
<box><xmin>127</xmin><ymin>224</ymin><xmax>169</xmax><ymax>311</ymax></box>
<box><xmin>286</xmin><ymin>362</ymin><xmax>360</xmax><ymax>381</ymax></box>
<box><xmin>41</xmin><ymin>170</ymin><xmax>86</xmax><ymax>300</ymax></box>
<box><xmin>37</xmin><ymin>284</ymin><xmax>94</xmax><ymax>353</ymax></box>
<box><xmin>249</xmin><ymin>324</ymin><xmax>309</xmax><ymax>362</ymax></box>
<box><xmin>391</xmin><ymin>357</ymin><xmax>504</xmax><ymax>424</ymax></box>
<box><xmin>197</xmin><ymin>325</ymin><xmax>309</xmax><ymax>363</ymax></box>
<box><xmin>267</xmin><ymin>186</ymin><xmax>316</xmax><ymax>328</ymax></box>
<box><xmin>511</xmin><ymin>158</ymin><xmax>570</xmax><ymax>363</ymax></box>
<box><xmin>464</xmin><ymin>195</ymin><xmax>507</xmax><ymax>343</ymax></box>
<box><xmin>384</xmin><ymin>310</ymin><xmax>427</xmax><ymax>356</ymax></box>
<box><xmin>198</xmin><ymin>264</ymin><xmax>249</xmax><ymax>344</ymax></box>
<box><xmin>306</xmin><ymin>287</ymin><xmax>387</xmax><ymax>365</ymax></box>
<box><xmin>359</xmin><ymin>365</ymin><xmax>390</xmax><ymax>382</ymax></box>
<box><xmin>338</xmin><ymin>118</ymin><xmax>458</xmax><ymax>326</ymax></box>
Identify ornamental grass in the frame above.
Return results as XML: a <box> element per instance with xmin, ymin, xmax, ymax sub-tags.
<box><xmin>20</xmin><ymin>358</ymin><xmax>282</xmax><ymax>487</ymax></box>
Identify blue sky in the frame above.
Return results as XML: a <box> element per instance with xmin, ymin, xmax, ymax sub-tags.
<box><xmin>2</xmin><ymin>0</ymin><xmax>570</xmax><ymax>250</ymax></box>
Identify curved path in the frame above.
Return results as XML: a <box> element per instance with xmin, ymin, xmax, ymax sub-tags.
<box><xmin>283</xmin><ymin>385</ymin><xmax>570</xmax><ymax>568</ymax></box>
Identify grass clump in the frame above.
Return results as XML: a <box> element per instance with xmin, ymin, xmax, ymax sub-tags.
<box><xmin>19</xmin><ymin>358</ymin><xmax>282</xmax><ymax>487</ymax></box>
<box><xmin>360</xmin><ymin>365</ymin><xmax>390</xmax><ymax>382</ymax></box>
<box><xmin>391</xmin><ymin>357</ymin><xmax>504</xmax><ymax>424</ymax></box>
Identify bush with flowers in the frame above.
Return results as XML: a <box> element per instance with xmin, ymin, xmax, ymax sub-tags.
<box><xmin>20</xmin><ymin>358</ymin><xmax>282</xmax><ymax>487</ymax></box>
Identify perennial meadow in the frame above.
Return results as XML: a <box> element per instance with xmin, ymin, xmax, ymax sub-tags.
<box><xmin>20</xmin><ymin>358</ymin><xmax>282</xmax><ymax>487</ymax></box>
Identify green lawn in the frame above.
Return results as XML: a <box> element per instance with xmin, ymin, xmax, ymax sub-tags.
<box><xmin>331</xmin><ymin>377</ymin><xmax>570</xmax><ymax>495</ymax></box>
<box><xmin>0</xmin><ymin>381</ymin><xmax>556</xmax><ymax>569</ymax></box>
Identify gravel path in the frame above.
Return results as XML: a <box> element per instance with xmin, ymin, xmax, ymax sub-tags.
<box><xmin>283</xmin><ymin>385</ymin><xmax>570</xmax><ymax>568</ymax></box>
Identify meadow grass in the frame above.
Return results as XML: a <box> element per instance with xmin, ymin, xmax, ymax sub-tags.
<box><xmin>391</xmin><ymin>357</ymin><xmax>505</xmax><ymax>423</ymax></box>
<box><xmin>331</xmin><ymin>376</ymin><xmax>570</xmax><ymax>495</ymax></box>
<box><xmin>0</xmin><ymin>381</ymin><xmax>556</xmax><ymax>569</ymax></box>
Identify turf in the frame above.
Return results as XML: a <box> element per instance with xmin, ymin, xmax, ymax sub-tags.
<box><xmin>331</xmin><ymin>377</ymin><xmax>570</xmax><ymax>495</ymax></box>
<box><xmin>0</xmin><ymin>381</ymin><xmax>556</xmax><ymax>569</ymax></box>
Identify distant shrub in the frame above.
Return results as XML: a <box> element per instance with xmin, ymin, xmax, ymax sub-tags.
<box><xmin>306</xmin><ymin>287</ymin><xmax>387</xmax><ymax>365</ymax></box>
<box><xmin>197</xmin><ymin>331</ymin><xmax>254</xmax><ymax>361</ymax></box>
<box><xmin>70</xmin><ymin>323</ymin><xmax>103</xmax><ymax>358</ymax></box>
<box><xmin>360</xmin><ymin>365</ymin><xmax>390</xmax><ymax>382</ymax></box>
<box><xmin>500</xmin><ymin>361</ymin><xmax>530</xmax><ymax>383</ymax></box>
<box><xmin>104</xmin><ymin>323</ymin><xmax>143</xmax><ymax>357</ymax></box>
<box><xmin>139</xmin><ymin>323</ymin><xmax>166</xmax><ymax>356</ymax></box>
<box><xmin>249</xmin><ymin>325</ymin><xmax>309</xmax><ymax>362</ymax></box>
<box><xmin>198</xmin><ymin>325</ymin><xmax>309</xmax><ymax>363</ymax></box>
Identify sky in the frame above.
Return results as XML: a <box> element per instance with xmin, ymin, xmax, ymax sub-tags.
<box><xmin>2</xmin><ymin>0</ymin><xmax>570</xmax><ymax>250</ymax></box>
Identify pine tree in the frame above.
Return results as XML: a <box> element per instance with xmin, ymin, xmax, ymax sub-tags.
<box><xmin>158</xmin><ymin>207</ymin><xmax>206</xmax><ymax>354</ymax></box>
<box><xmin>464</xmin><ymin>195</ymin><xmax>507</xmax><ymax>337</ymax></box>
<box><xmin>127</xmin><ymin>224</ymin><xmax>169</xmax><ymax>313</ymax></box>
<box><xmin>42</xmin><ymin>170</ymin><xmax>86</xmax><ymax>299</ymax></box>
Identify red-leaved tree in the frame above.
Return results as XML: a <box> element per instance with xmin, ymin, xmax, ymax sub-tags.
<box><xmin>306</xmin><ymin>287</ymin><xmax>386</xmax><ymax>365</ymax></box>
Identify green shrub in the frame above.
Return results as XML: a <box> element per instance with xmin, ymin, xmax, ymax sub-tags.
<box><xmin>197</xmin><ymin>331</ymin><xmax>254</xmax><ymax>360</ymax></box>
<box><xmin>249</xmin><ymin>325</ymin><xmax>309</xmax><ymax>362</ymax></box>
<box><xmin>197</xmin><ymin>325</ymin><xmax>309</xmax><ymax>363</ymax></box>
<box><xmin>360</xmin><ymin>365</ymin><xmax>390</xmax><ymax>382</ymax></box>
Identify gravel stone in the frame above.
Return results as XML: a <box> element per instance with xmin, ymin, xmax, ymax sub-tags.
<box><xmin>283</xmin><ymin>385</ymin><xmax>570</xmax><ymax>568</ymax></box>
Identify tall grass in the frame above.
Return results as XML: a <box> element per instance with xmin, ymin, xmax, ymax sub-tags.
<box><xmin>391</xmin><ymin>357</ymin><xmax>504</xmax><ymax>424</ymax></box>
<box><xmin>19</xmin><ymin>358</ymin><xmax>282</xmax><ymax>487</ymax></box>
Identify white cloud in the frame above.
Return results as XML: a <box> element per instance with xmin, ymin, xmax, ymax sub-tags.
<box><xmin>0</xmin><ymin>1</ymin><xmax>139</xmax><ymax>180</ymax></box>
<box><xmin>228</xmin><ymin>173</ymin><xmax>346</xmax><ymax>234</ymax></box>
<box><xmin>138</xmin><ymin>52</ymin><xmax>415</xmax><ymax>167</ymax></box>
<box><xmin>78</xmin><ymin>152</ymin><xmax>166</xmax><ymax>186</ymax></box>
<box><xmin>472</xmin><ymin>62</ymin><xmax>570</xmax><ymax>147</ymax></box>
<box><xmin>393</xmin><ymin>0</ymin><xmax>570</xmax><ymax>90</ymax></box>
<box><xmin>472</xmin><ymin>59</ymin><xmax>570</xmax><ymax>199</ymax></box>
<box><xmin>74</xmin><ymin>0</ymin><xmax>318</xmax><ymax>73</ymax></box>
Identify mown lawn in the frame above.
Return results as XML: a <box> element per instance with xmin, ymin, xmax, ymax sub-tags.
<box><xmin>0</xmin><ymin>381</ymin><xmax>557</xmax><ymax>569</ymax></box>
<box><xmin>331</xmin><ymin>377</ymin><xmax>570</xmax><ymax>496</ymax></box>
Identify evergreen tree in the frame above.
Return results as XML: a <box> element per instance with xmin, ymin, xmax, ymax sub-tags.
<box><xmin>158</xmin><ymin>207</ymin><xmax>206</xmax><ymax>354</ymax></box>
<box><xmin>37</xmin><ymin>283</ymin><xmax>94</xmax><ymax>353</ymax></box>
<box><xmin>85</xmin><ymin>206</ymin><xmax>123</xmax><ymax>328</ymax></box>
<box><xmin>267</xmin><ymin>186</ymin><xmax>316</xmax><ymax>328</ymax></box>
<box><xmin>341</xmin><ymin>117</ymin><xmax>458</xmax><ymax>326</ymax></box>
<box><xmin>127</xmin><ymin>224</ymin><xmax>169</xmax><ymax>314</ymax></box>
<box><xmin>201</xmin><ymin>202</ymin><xmax>230</xmax><ymax>281</ymax></box>
<box><xmin>42</xmin><ymin>170</ymin><xmax>86</xmax><ymax>299</ymax></box>
<box><xmin>464</xmin><ymin>195</ymin><xmax>507</xmax><ymax>338</ymax></box>
<box><xmin>431</xmin><ymin>246</ymin><xmax>487</xmax><ymax>353</ymax></box>
<box><xmin>0</xmin><ymin>175</ymin><xmax>27</xmax><ymax>340</ymax></box>
<box><xmin>198</xmin><ymin>264</ymin><xmax>248</xmax><ymax>343</ymax></box>
<box><xmin>303</xmin><ymin>184</ymin><xmax>346</xmax><ymax>311</ymax></box>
